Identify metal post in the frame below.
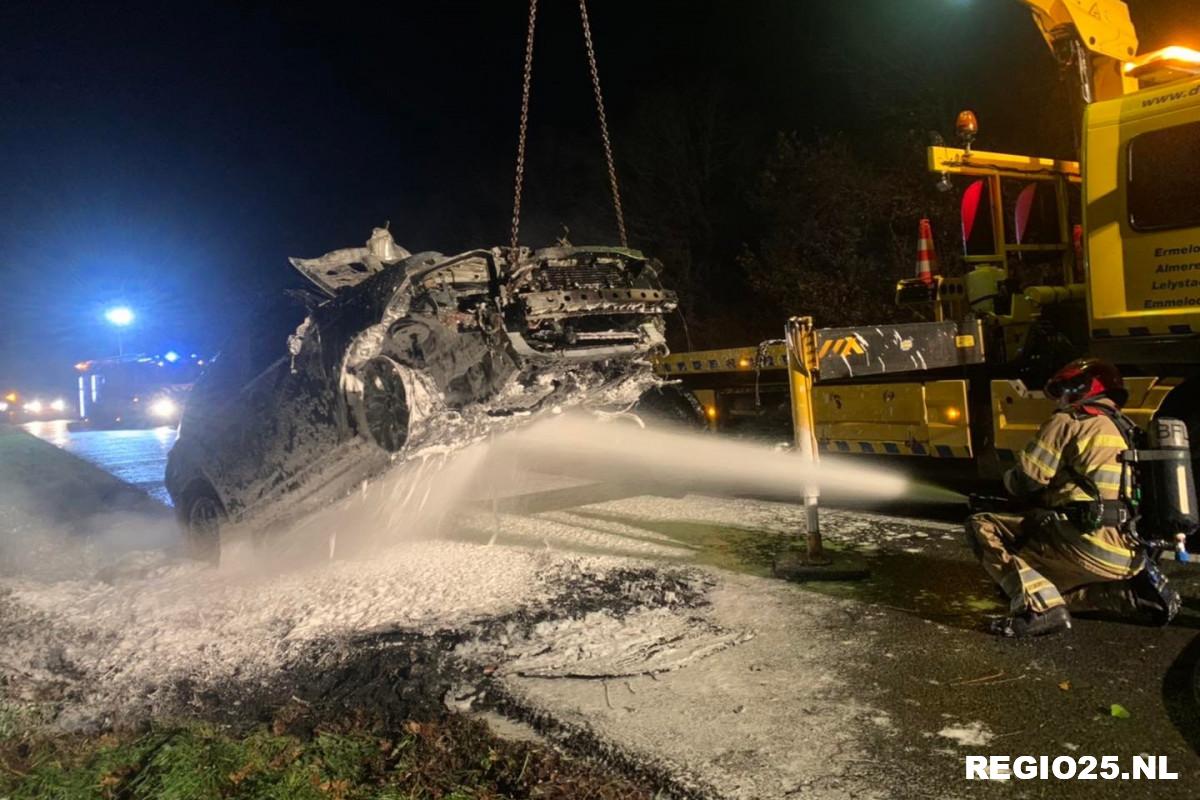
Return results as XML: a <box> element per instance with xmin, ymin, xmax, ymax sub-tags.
<box><xmin>774</xmin><ymin>317</ymin><xmax>869</xmax><ymax>581</ymax></box>
<box><xmin>784</xmin><ymin>316</ymin><xmax>827</xmax><ymax>562</ymax></box>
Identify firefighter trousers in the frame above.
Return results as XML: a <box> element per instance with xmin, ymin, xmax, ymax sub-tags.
<box><xmin>966</xmin><ymin>512</ymin><xmax>1142</xmax><ymax>615</ymax></box>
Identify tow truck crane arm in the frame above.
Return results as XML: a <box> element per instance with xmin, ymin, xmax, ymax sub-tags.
<box><xmin>1019</xmin><ymin>0</ymin><xmax>1138</xmax><ymax>101</ymax></box>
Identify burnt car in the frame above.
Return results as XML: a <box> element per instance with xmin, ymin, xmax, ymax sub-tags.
<box><xmin>165</xmin><ymin>229</ymin><xmax>683</xmax><ymax>560</ymax></box>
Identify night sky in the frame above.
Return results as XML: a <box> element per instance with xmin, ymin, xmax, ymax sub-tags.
<box><xmin>1</xmin><ymin>0</ymin><xmax>1195</xmax><ymax>393</ymax></box>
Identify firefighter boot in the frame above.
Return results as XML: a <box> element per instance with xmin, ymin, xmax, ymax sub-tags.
<box><xmin>1129</xmin><ymin>561</ymin><xmax>1181</xmax><ymax>626</ymax></box>
<box><xmin>989</xmin><ymin>606</ymin><xmax>1072</xmax><ymax>638</ymax></box>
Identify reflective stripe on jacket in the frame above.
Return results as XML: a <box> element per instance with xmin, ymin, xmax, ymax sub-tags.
<box><xmin>1006</xmin><ymin>399</ymin><xmax>1128</xmax><ymax>507</ymax></box>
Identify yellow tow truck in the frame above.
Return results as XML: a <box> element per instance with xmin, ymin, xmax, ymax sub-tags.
<box><xmin>658</xmin><ymin>0</ymin><xmax>1200</xmax><ymax>495</ymax></box>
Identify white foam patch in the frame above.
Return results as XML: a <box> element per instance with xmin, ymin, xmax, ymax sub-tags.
<box><xmin>457</xmin><ymin>607</ymin><xmax>753</xmax><ymax>678</ymax></box>
<box><xmin>1</xmin><ymin>539</ymin><xmax>565</xmax><ymax>724</ymax></box>
<box><xmin>937</xmin><ymin>721</ymin><xmax>995</xmax><ymax>747</ymax></box>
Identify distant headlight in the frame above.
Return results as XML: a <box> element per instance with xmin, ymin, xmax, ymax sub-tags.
<box><xmin>50</xmin><ymin>398</ymin><xmax>67</xmax><ymax>413</ymax></box>
<box><xmin>0</xmin><ymin>401</ymin><xmax>7</xmax><ymax>412</ymax></box>
<box><xmin>149</xmin><ymin>397</ymin><xmax>179</xmax><ymax>419</ymax></box>
<box><xmin>24</xmin><ymin>400</ymin><xmax>43</xmax><ymax>414</ymax></box>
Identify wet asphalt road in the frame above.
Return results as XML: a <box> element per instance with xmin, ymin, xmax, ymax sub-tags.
<box><xmin>21</xmin><ymin>420</ymin><xmax>176</xmax><ymax>506</ymax></box>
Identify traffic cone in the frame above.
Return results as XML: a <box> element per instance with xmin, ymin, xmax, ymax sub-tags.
<box><xmin>916</xmin><ymin>218</ymin><xmax>937</xmax><ymax>285</ymax></box>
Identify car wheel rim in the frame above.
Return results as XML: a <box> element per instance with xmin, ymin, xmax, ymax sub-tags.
<box><xmin>189</xmin><ymin>497</ymin><xmax>221</xmax><ymax>538</ymax></box>
<box><xmin>362</xmin><ymin>359</ymin><xmax>410</xmax><ymax>453</ymax></box>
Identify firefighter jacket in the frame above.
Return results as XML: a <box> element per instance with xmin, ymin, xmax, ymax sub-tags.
<box><xmin>1004</xmin><ymin>398</ymin><xmax>1128</xmax><ymax>508</ymax></box>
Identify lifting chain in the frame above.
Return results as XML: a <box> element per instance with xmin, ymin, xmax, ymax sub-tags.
<box><xmin>509</xmin><ymin>0</ymin><xmax>538</xmax><ymax>258</ymax></box>
<box><xmin>509</xmin><ymin>0</ymin><xmax>628</xmax><ymax>258</ymax></box>
<box><xmin>577</xmin><ymin>0</ymin><xmax>628</xmax><ymax>249</ymax></box>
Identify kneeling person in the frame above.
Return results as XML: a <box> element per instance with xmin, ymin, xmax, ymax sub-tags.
<box><xmin>966</xmin><ymin>358</ymin><xmax>1180</xmax><ymax>638</ymax></box>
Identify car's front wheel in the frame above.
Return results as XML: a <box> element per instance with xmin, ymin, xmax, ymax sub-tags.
<box><xmin>634</xmin><ymin>384</ymin><xmax>707</xmax><ymax>429</ymax></box>
<box><xmin>181</xmin><ymin>485</ymin><xmax>224</xmax><ymax>565</ymax></box>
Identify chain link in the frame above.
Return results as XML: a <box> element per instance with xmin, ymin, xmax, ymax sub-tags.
<box><xmin>510</xmin><ymin>0</ymin><xmax>538</xmax><ymax>258</ymax></box>
<box><xmin>510</xmin><ymin>0</ymin><xmax>628</xmax><ymax>253</ymax></box>
<box><xmin>578</xmin><ymin>0</ymin><xmax>627</xmax><ymax>248</ymax></box>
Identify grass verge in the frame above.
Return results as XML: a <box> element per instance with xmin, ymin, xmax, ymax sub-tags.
<box><xmin>0</xmin><ymin>714</ymin><xmax>659</xmax><ymax>800</ymax></box>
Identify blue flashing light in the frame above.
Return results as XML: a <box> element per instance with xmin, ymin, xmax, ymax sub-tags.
<box><xmin>164</xmin><ymin>351</ymin><xmax>180</xmax><ymax>363</ymax></box>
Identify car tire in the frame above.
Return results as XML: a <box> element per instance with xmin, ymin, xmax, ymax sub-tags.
<box><xmin>358</xmin><ymin>357</ymin><xmax>411</xmax><ymax>453</ymax></box>
<box><xmin>181</xmin><ymin>484</ymin><xmax>224</xmax><ymax>565</ymax></box>
<box><xmin>634</xmin><ymin>384</ymin><xmax>707</xmax><ymax>429</ymax></box>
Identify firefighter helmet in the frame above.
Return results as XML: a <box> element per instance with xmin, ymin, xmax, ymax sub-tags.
<box><xmin>1045</xmin><ymin>358</ymin><xmax>1129</xmax><ymax>407</ymax></box>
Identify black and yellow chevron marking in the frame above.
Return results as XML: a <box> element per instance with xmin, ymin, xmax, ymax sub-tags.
<box><xmin>819</xmin><ymin>440</ymin><xmax>971</xmax><ymax>458</ymax></box>
<box><xmin>817</xmin><ymin>337</ymin><xmax>866</xmax><ymax>359</ymax></box>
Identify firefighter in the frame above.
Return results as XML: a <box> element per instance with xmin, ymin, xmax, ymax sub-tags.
<box><xmin>966</xmin><ymin>358</ymin><xmax>1180</xmax><ymax>637</ymax></box>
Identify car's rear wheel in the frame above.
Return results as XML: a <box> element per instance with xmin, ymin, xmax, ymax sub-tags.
<box><xmin>360</xmin><ymin>357</ymin><xmax>410</xmax><ymax>453</ymax></box>
<box><xmin>182</xmin><ymin>486</ymin><xmax>223</xmax><ymax>565</ymax></box>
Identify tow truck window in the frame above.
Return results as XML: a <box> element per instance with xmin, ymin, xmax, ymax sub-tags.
<box><xmin>1128</xmin><ymin>121</ymin><xmax>1200</xmax><ymax>232</ymax></box>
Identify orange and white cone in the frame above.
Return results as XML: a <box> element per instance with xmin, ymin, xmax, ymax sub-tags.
<box><xmin>916</xmin><ymin>218</ymin><xmax>937</xmax><ymax>285</ymax></box>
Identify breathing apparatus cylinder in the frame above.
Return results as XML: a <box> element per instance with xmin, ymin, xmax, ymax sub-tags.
<box><xmin>1132</xmin><ymin>418</ymin><xmax>1199</xmax><ymax>556</ymax></box>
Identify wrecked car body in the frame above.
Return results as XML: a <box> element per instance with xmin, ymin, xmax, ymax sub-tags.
<box><xmin>165</xmin><ymin>230</ymin><xmax>679</xmax><ymax>559</ymax></box>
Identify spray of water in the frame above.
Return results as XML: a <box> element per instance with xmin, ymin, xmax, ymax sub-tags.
<box><xmin>482</xmin><ymin>411</ymin><xmax>964</xmax><ymax>506</ymax></box>
<box><xmin>255</xmin><ymin>409</ymin><xmax>965</xmax><ymax>560</ymax></box>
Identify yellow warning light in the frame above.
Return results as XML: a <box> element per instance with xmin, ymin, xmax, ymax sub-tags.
<box><xmin>74</xmin><ymin>361</ymin><xmax>90</xmax><ymax>371</ymax></box>
<box><xmin>737</xmin><ymin>357</ymin><xmax>751</xmax><ymax>369</ymax></box>
<box><xmin>3</xmin><ymin>392</ymin><xmax>17</xmax><ymax>404</ymax></box>
<box><xmin>945</xmin><ymin>406</ymin><xmax>962</xmax><ymax>422</ymax></box>
<box><xmin>1124</xmin><ymin>45</ymin><xmax>1200</xmax><ymax>76</ymax></box>
<box><xmin>955</xmin><ymin>110</ymin><xmax>979</xmax><ymax>145</ymax></box>
<box><xmin>705</xmin><ymin>405</ymin><xmax>718</xmax><ymax>421</ymax></box>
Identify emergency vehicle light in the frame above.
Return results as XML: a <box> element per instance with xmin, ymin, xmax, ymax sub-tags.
<box><xmin>955</xmin><ymin>110</ymin><xmax>978</xmax><ymax>136</ymax></box>
<box><xmin>955</xmin><ymin>110</ymin><xmax>979</xmax><ymax>151</ymax></box>
<box><xmin>1124</xmin><ymin>46</ymin><xmax>1200</xmax><ymax>78</ymax></box>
